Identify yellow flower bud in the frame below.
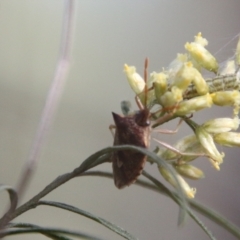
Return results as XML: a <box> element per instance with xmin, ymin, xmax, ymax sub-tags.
<box><xmin>211</xmin><ymin>90</ymin><xmax>240</xmax><ymax>107</ymax></box>
<box><xmin>175</xmin><ymin>93</ymin><xmax>212</xmax><ymax>116</ymax></box>
<box><xmin>152</xmin><ymin>72</ymin><xmax>168</xmax><ymax>99</ymax></box>
<box><xmin>159</xmin><ymin>86</ymin><xmax>183</xmax><ymax>108</ymax></box>
<box><xmin>174</xmin><ymin>164</ymin><xmax>205</xmax><ymax>180</ymax></box>
<box><xmin>173</xmin><ymin>61</ymin><xmax>208</xmax><ymax>96</ymax></box>
<box><xmin>202</xmin><ymin>116</ymin><xmax>239</xmax><ymax>133</ymax></box>
<box><xmin>172</xmin><ymin>62</ymin><xmax>195</xmax><ymax>93</ymax></box>
<box><xmin>196</xmin><ymin>126</ymin><xmax>224</xmax><ymax>167</ymax></box>
<box><xmin>185</xmin><ymin>33</ymin><xmax>218</xmax><ymax>73</ymax></box>
<box><xmin>214</xmin><ymin>132</ymin><xmax>240</xmax><ymax>147</ymax></box>
<box><xmin>124</xmin><ymin>64</ymin><xmax>145</xmax><ymax>94</ymax></box>
<box><xmin>159</xmin><ymin>166</ymin><xmax>196</xmax><ymax>198</ymax></box>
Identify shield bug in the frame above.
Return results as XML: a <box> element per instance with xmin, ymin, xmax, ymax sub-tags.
<box><xmin>110</xmin><ymin>59</ymin><xmax>151</xmax><ymax>189</ymax></box>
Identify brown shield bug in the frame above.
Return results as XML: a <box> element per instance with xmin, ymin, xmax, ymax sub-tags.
<box><xmin>110</xmin><ymin>59</ymin><xmax>151</xmax><ymax>189</ymax></box>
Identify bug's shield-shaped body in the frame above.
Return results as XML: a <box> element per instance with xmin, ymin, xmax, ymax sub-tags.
<box><xmin>111</xmin><ymin>109</ymin><xmax>150</xmax><ymax>189</ymax></box>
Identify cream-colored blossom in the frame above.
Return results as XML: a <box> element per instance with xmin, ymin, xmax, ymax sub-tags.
<box><xmin>168</xmin><ymin>53</ymin><xmax>188</xmax><ymax>79</ymax></box>
<box><xmin>175</xmin><ymin>93</ymin><xmax>212</xmax><ymax>116</ymax></box>
<box><xmin>152</xmin><ymin>72</ymin><xmax>168</xmax><ymax>100</ymax></box>
<box><xmin>214</xmin><ymin>132</ymin><xmax>240</xmax><ymax>147</ymax></box>
<box><xmin>174</xmin><ymin>164</ymin><xmax>204</xmax><ymax>180</ymax></box>
<box><xmin>172</xmin><ymin>61</ymin><xmax>208</xmax><ymax>96</ymax></box>
<box><xmin>124</xmin><ymin>64</ymin><xmax>145</xmax><ymax>94</ymax></box>
<box><xmin>159</xmin><ymin>166</ymin><xmax>196</xmax><ymax>198</ymax></box>
<box><xmin>211</xmin><ymin>90</ymin><xmax>240</xmax><ymax>107</ymax></box>
<box><xmin>159</xmin><ymin>86</ymin><xmax>183</xmax><ymax>108</ymax></box>
<box><xmin>172</xmin><ymin>62</ymin><xmax>194</xmax><ymax>93</ymax></box>
<box><xmin>202</xmin><ymin>116</ymin><xmax>239</xmax><ymax>133</ymax></box>
<box><xmin>160</xmin><ymin>135</ymin><xmax>205</xmax><ymax>162</ymax></box>
<box><xmin>185</xmin><ymin>33</ymin><xmax>218</xmax><ymax>73</ymax></box>
<box><xmin>196</xmin><ymin>126</ymin><xmax>224</xmax><ymax>168</ymax></box>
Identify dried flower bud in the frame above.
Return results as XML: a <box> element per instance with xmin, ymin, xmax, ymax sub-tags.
<box><xmin>185</xmin><ymin>33</ymin><xmax>218</xmax><ymax>73</ymax></box>
<box><xmin>211</xmin><ymin>90</ymin><xmax>240</xmax><ymax>107</ymax></box>
<box><xmin>196</xmin><ymin>126</ymin><xmax>224</xmax><ymax>168</ymax></box>
<box><xmin>124</xmin><ymin>64</ymin><xmax>145</xmax><ymax>94</ymax></box>
<box><xmin>159</xmin><ymin>166</ymin><xmax>196</xmax><ymax>198</ymax></box>
<box><xmin>202</xmin><ymin>116</ymin><xmax>239</xmax><ymax>133</ymax></box>
<box><xmin>174</xmin><ymin>164</ymin><xmax>205</xmax><ymax>180</ymax></box>
<box><xmin>214</xmin><ymin>132</ymin><xmax>240</xmax><ymax>147</ymax></box>
<box><xmin>175</xmin><ymin>93</ymin><xmax>212</xmax><ymax>116</ymax></box>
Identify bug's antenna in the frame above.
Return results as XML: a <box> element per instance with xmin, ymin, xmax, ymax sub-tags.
<box><xmin>144</xmin><ymin>58</ymin><xmax>149</xmax><ymax>108</ymax></box>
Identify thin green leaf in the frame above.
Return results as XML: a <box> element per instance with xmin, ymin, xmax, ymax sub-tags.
<box><xmin>9</xmin><ymin>222</ymin><xmax>73</xmax><ymax>240</ymax></box>
<box><xmin>0</xmin><ymin>226</ymin><xmax>105</xmax><ymax>240</ymax></box>
<box><xmin>8</xmin><ymin>145</ymin><xmax>188</xmax><ymax>226</ymax></box>
<box><xmin>0</xmin><ymin>184</ymin><xmax>18</xmax><ymax>211</ymax></box>
<box><xmin>37</xmin><ymin>200</ymin><xmax>138</xmax><ymax>240</ymax></box>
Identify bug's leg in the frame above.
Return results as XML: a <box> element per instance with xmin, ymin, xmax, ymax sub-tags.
<box><xmin>154</xmin><ymin>118</ymin><xmax>183</xmax><ymax>134</ymax></box>
<box><xmin>109</xmin><ymin>124</ymin><xmax>116</xmax><ymax>138</ymax></box>
<box><xmin>151</xmin><ymin>100</ymin><xmax>185</xmax><ymax>128</ymax></box>
<box><xmin>153</xmin><ymin>138</ymin><xmax>207</xmax><ymax>158</ymax></box>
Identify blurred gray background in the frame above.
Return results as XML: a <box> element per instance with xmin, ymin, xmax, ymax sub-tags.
<box><xmin>0</xmin><ymin>0</ymin><xmax>240</xmax><ymax>239</ymax></box>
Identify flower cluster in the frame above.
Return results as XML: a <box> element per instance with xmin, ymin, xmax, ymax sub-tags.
<box><xmin>123</xmin><ymin>33</ymin><xmax>240</xmax><ymax>198</ymax></box>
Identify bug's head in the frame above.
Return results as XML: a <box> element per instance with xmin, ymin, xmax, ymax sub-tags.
<box><xmin>134</xmin><ymin>108</ymin><xmax>150</xmax><ymax>127</ymax></box>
